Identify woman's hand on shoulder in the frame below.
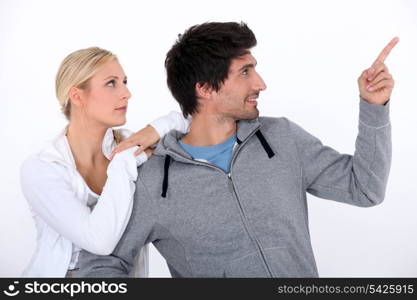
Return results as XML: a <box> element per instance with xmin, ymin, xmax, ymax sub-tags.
<box><xmin>110</xmin><ymin>125</ymin><xmax>159</xmax><ymax>160</ymax></box>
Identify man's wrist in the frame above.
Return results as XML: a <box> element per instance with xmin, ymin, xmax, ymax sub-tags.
<box><xmin>359</xmin><ymin>97</ymin><xmax>390</xmax><ymax>128</ymax></box>
<box><xmin>359</xmin><ymin>95</ymin><xmax>390</xmax><ymax>106</ymax></box>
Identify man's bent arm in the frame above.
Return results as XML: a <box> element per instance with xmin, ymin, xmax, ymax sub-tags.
<box><xmin>292</xmin><ymin>98</ymin><xmax>391</xmax><ymax>207</ymax></box>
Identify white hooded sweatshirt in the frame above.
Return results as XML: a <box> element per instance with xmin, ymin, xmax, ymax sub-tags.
<box><xmin>20</xmin><ymin>111</ymin><xmax>189</xmax><ymax>277</ymax></box>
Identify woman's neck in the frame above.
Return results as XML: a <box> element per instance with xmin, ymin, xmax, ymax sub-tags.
<box><xmin>66</xmin><ymin>120</ymin><xmax>109</xmax><ymax>167</ymax></box>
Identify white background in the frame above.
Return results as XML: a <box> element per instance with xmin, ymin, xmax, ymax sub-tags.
<box><xmin>1</xmin><ymin>0</ymin><xmax>416</xmax><ymax>277</ymax></box>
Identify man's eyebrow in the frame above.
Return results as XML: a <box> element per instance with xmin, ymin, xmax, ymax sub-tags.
<box><xmin>238</xmin><ymin>62</ymin><xmax>257</xmax><ymax>72</ymax></box>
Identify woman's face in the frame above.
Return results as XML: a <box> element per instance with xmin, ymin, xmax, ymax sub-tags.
<box><xmin>80</xmin><ymin>59</ymin><xmax>131</xmax><ymax>128</ymax></box>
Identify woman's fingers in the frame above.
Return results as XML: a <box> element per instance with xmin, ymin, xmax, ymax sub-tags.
<box><xmin>111</xmin><ymin>140</ymin><xmax>144</xmax><ymax>159</ymax></box>
<box><xmin>144</xmin><ymin>148</ymin><xmax>154</xmax><ymax>159</ymax></box>
<box><xmin>112</xmin><ymin>125</ymin><xmax>160</xmax><ymax>155</ymax></box>
<box><xmin>112</xmin><ymin>141</ymin><xmax>135</xmax><ymax>155</ymax></box>
<box><xmin>110</xmin><ymin>125</ymin><xmax>161</xmax><ymax>159</ymax></box>
<box><xmin>134</xmin><ymin>146</ymin><xmax>145</xmax><ymax>156</ymax></box>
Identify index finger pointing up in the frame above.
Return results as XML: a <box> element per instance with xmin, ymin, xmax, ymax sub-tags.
<box><xmin>373</xmin><ymin>37</ymin><xmax>399</xmax><ymax>66</ymax></box>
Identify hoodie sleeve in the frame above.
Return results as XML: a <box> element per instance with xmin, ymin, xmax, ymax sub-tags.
<box><xmin>291</xmin><ymin>98</ymin><xmax>391</xmax><ymax>207</ymax></box>
<box><xmin>74</xmin><ymin>175</ymin><xmax>155</xmax><ymax>277</ymax></box>
<box><xmin>20</xmin><ymin>146</ymin><xmax>142</xmax><ymax>256</ymax></box>
<box><xmin>150</xmin><ymin>111</ymin><xmax>191</xmax><ymax>137</ymax></box>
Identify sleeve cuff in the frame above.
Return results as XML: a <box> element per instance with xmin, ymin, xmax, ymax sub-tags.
<box><xmin>135</xmin><ymin>151</ymin><xmax>148</xmax><ymax>166</ymax></box>
<box><xmin>107</xmin><ymin>147</ymin><xmax>140</xmax><ymax>180</ymax></box>
<box><xmin>149</xmin><ymin>111</ymin><xmax>190</xmax><ymax>138</ymax></box>
<box><xmin>359</xmin><ymin>98</ymin><xmax>390</xmax><ymax>128</ymax></box>
<box><xmin>150</xmin><ymin>117</ymin><xmax>170</xmax><ymax>138</ymax></box>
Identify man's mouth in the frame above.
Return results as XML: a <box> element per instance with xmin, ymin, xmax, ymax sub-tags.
<box><xmin>245</xmin><ymin>93</ymin><xmax>259</xmax><ymax>104</ymax></box>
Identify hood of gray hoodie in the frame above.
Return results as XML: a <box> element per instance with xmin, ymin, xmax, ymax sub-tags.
<box><xmin>154</xmin><ymin>117</ymin><xmax>261</xmax><ymax>159</ymax></box>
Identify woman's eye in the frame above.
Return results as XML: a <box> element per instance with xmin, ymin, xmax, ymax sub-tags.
<box><xmin>123</xmin><ymin>79</ymin><xmax>128</xmax><ymax>85</ymax></box>
<box><xmin>106</xmin><ymin>80</ymin><xmax>116</xmax><ymax>87</ymax></box>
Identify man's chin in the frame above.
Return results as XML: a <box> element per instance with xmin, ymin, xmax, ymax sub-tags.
<box><xmin>240</xmin><ymin>108</ymin><xmax>259</xmax><ymax>120</ymax></box>
<box><xmin>226</xmin><ymin>108</ymin><xmax>259</xmax><ymax>121</ymax></box>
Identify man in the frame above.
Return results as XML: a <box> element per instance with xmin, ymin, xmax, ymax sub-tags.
<box><xmin>77</xmin><ymin>22</ymin><xmax>396</xmax><ymax>277</ymax></box>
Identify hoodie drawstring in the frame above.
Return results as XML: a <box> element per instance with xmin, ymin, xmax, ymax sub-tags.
<box><xmin>255</xmin><ymin>130</ymin><xmax>275</xmax><ymax>158</ymax></box>
<box><xmin>161</xmin><ymin>155</ymin><xmax>171</xmax><ymax>198</ymax></box>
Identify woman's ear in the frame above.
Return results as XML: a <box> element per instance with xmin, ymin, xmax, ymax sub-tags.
<box><xmin>68</xmin><ymin>86</ymin><xmax>84</xmax><ymax>108</ymax></box>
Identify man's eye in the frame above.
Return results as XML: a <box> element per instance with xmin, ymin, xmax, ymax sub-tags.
<box><xmin>242</xmin><ymin>69</ymin><xmax>249</xmax><ymax>75</ymax></box>
<box><xmin>123</xmin><ymin>79</ymin><xmax>128</xmax><ymax>85</ymax></box>
<box><xmin>106</xmin><ymin>80</ymin><xmax>115</xmax><ymax>87</ymax></box>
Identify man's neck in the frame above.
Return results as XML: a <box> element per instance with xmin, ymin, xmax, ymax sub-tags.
<box><xmin>181</xmin><ymin>114</ymin><xmax>237</xmax><ymax>146</ymax></box>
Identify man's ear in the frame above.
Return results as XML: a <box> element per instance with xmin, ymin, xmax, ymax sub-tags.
<box><xmin>195</xmin><ymin>82</ymin><xmax>213</xmax><ymax>101</ymax></box>
<box><xmin>68</xmin><ymin>86</ymin><xmax>84</xmax><ymax>108</ymax></box>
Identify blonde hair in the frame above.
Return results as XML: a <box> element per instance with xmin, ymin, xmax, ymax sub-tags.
<box><xmin>55</xmin><ymin>47</ymin><xmax>117</xmax><ymax>120</ymax></box>
<box><xmin>113</xmin><ymin>130</ymin><xmax>123</xmax><ymax>144</ymax></box>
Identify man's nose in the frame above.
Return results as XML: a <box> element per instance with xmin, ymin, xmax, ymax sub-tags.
<box><xmin>254</xmin><ymin>72</ymin><xmax>267</xmax><ymax>91</ymax></box>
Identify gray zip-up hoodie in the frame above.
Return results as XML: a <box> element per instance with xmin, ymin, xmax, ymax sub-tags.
<box><xmin>76</xmin><ymin>99</ymin><xmax>391</xmax><ymax>278</ymax></box>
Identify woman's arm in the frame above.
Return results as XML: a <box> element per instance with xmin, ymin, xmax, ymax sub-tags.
<box><xmin>20</xmin><ymin>147</ymin><xmax>145</xmax><ymax>255</ymax></box>
<box><xmin>150</xmin><ymin>110</ymin><xmax>190</xmax><ymax>137</ymax></box>
<box><xmin>111</xmin><ymin>111</ymin><xmax>190</xmax><ymax>157</ymax></box>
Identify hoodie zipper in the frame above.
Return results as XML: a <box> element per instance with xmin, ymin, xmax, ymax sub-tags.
<box><xmin>166</xmin><ymin>126</ymin><xmax>274</xmax><ymax>277</ymax></box>
<box><xmin>227</xmin><ymin>129</ymin><xmax>274</xmax><ymax>278</ymax></box>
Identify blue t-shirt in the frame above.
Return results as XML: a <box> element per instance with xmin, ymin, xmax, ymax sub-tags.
<box><xmin>178</xmin><ymin>133</ymin><xmax>237</xmax><ymax>173</ymax></box>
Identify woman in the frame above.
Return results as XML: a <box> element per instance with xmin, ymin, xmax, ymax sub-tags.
<box><xmin>20</xmin><ymin>47</ymin><xmax>189</xmax><ymax>277</ymax></box>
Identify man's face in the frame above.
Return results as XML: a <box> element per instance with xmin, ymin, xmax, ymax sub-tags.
<box><xmin>212</xmin><ymin>52</ymin><xmax>266</xmax><ymax>121</ymax></box>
